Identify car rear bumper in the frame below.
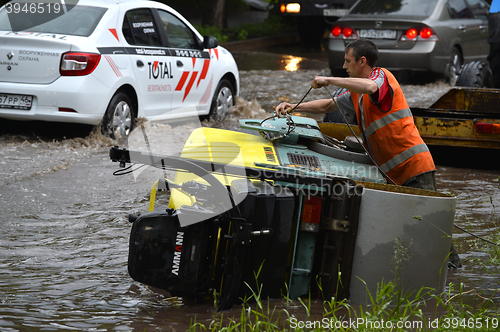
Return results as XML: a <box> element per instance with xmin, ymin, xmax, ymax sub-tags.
<box><xmin>328</xmin><ymin>39</ymin><xmax>447</xmax><ymax>75</ymax></box>
<box><xmin>0</xmin><ymin>75</ymin><xmax>112</xmax><ymax>125</ymax></box>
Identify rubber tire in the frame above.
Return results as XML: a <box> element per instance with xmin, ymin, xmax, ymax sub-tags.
<box><xmin>448</xmin><ymin>47</ymin><xmax>463</xmax><ymax>86</ymax></box>
<box><xmin>102</xmin><ymin>92</ymin><xmax>136</xmax><ymax>139</ymax></box>
<box><xmin>207</xmin><ymin>79</ymin><xmax>235</xmax><ymax>122</ymax></box>
<box><xmin>298</xmin><ymin>17</ymin><xmax>326</xmax><ymax>48</ymax></box>
<box><xmin>456</xmin><ymin>61</ymin><xmax>493</xmax><ymax>88</ymax></box>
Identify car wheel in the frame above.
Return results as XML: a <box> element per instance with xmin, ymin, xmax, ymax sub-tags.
<box><xmin>102</xmin><ymin>92</ymin><xmax>136</xmax><ymax>139</ymax></box>
<box><xmin>448</xmin><ymin>47</ymin><xmax>463</xmax><ymax>86</ymax></box>
<box><xmin>456</xmin><ymin>61</ymin><xmax>493</xmax><ymax>88</ymax></box>
<box><xmin>207</xmin><ymin>79</ymin><xmax>235</xmax><ymax>122</ymax></box>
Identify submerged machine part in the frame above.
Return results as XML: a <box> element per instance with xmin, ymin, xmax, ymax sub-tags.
<box><xmin>128</xmin><ymin>208</ymin><xmax>218</xmax><ymax>296</ymax></box>
<box><xmin>349</xmin><ymin>183</ymin><xmax>456</xmax><ymax>303</ymax></box>
<box><xmin>111</xmin><ymin>115</ymin><xmax>456</xmax><ymax>310</ymax></box>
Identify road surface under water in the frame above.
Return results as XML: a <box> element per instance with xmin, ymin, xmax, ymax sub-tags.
<box><xmin>0</xmin><ymin>54</ymin><xmax>499</xmax><ymax>330</ymax></box>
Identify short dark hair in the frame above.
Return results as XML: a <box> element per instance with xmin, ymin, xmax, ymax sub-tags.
<box><xmin>345</xmin><ymin>39</ymin><xmax>378</xmax><ymax>67</ymax></box>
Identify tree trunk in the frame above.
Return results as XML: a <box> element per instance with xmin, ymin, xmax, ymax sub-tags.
<box><xmin>202</xmin><ymin>0</ymin><xmax>227</xmax><ymax>29</ymax></box>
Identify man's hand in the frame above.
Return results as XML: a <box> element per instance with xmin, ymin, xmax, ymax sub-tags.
<box><xmin>311</xmin><ymin>76</ymin><xmax>330</xmax><ymax>89</ymax></box>
<box><xmin>275</xmin><ymin>102</ymin><xmax>296</xmax><ymax>117</ymax></box>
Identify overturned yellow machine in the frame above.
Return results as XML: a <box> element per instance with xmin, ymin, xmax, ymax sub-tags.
<box><xmin>110</xmin><ymin>114</ymin><xmax>456</xmax><ymax>310</ymax></box>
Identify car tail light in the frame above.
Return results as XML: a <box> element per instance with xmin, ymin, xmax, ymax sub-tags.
<box><xmin>300</xmin><ymin>196</ymin><xmax>323</xmax><ymax>232</ymax></box>
<box><xmin>476</xmin><ymin>122</ymin><xmax>500</xmax><ymax>134</ymax></box>
<box><xmin>420</xmin><ymin>27</ymin><xmax>433</xmax><ymax>39</ymax></box>
<box><xmin>280</xmin><ymin>3</ymin><xmax>300</xmax><ymax>14</ymax></box>
<box><xmin>331</xmin><ymin>25</ymin><xmax>358</xmax><ymax>40</ymax></box>
<box><xmin>400</xmin><ymin>26</ymin><xmax>438</xmax><ymax>42</ymax></box>
<box><xmin>406</xmin><ymin>28</ymin><xmax>418</xmax><ymax>39</ymax></box>
<box><xmin>332</xmin><ymin>25</ymin><xmax>342</xmax><ymax>37</ymax></box>
<box><xmin>60</xmin><ymin>52</ymin><xmax>101</xmax><ymax>76</ymax></box>
<box><xmin>343</xmin><ymin>26</ymin><xmax>354</xmax><ymax>38</ymax></box>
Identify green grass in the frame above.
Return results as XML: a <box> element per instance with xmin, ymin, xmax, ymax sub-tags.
<box><xmin>187</xmin><ymin>226</ymin><xmax>500</xmax><ymax>331</ymax></box>
<box><xmin>187</xmin><ymin>279</ymin><xmax>499</xmax><ymax>331</ymax></box>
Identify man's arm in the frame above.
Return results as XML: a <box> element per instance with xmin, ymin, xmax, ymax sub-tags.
<box><xmin>275</xmin><ymin>98</ymin><xmax>336</xmax><ymax>116</ymax></box>
<box><xmin>312</xmin><ymin>76</ymin><xmax>378</xmax><ymax>95</ymax></box>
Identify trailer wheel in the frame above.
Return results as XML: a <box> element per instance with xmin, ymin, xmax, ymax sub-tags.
<box><xmin>455</xmin><ymin>61</ymin><xmax>493</xmax><ymax>88</ymax></box>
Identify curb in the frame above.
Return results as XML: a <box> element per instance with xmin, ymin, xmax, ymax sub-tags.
<box><xmin>221</xmin><ymin>33</ymin><xmax>301</xmax><ymax>52</ymax></box>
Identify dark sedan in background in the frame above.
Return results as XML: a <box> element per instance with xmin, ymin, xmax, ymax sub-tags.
<box><xmin>328</xmin><ymin>0</ymin><xmax>490</xmax><ymax>85</ymax></box>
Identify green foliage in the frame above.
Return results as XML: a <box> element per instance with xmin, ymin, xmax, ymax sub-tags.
<box><xmin>194</xmin><ymin>24</ymin><xmax>229</xmax><ymax>44</ymax></box>
<box><xmin>237</xmin><ymin>29</ymin><xmax>249</xmax><ymax>41</ymax></box>
<box><xmin>195</xmin><ymin>14</ymin><xmax>294</xmax><ymax>43</ymax></box>
<box><xmin>226</xmin><ymin>15</ymin><xmax>295</xmax><ymax>41</ymax></box>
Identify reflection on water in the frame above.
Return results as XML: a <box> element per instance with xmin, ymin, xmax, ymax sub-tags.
<box><xmin>0</xmin><ymin>69</ymin><xmax>499</xmax><ymax>331</ymax></box>
<box><xmin>283</xmin><ymin>55</ymin><xmax>302</xmax><ymax>71</ymax></box>
<box><xmin>232</xmin><ymin>51</ymin><xmax>328</xmax><ymax>72</ymax></box>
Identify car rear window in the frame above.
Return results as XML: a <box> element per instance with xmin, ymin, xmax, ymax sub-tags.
<box><xmin>350</xmin><ymin>0</ymin><xmax>439</xmax><ymax>17</ymax></box>
<box><xmin>0</xmin><ymin>4</ymin><xmax>106</xmax><ymax>36</ymax></box>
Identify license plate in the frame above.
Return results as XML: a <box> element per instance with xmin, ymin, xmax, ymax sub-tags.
<box><xmin>358</xmin><ymin>29</ymin><xmax>397</xmax><ymax>39</ymax></box>
<box><xmin>0</xmin><ymin>94</ymin><xmax>33</xmax><ymax>110</ymax></box>
<box><xmin>323</xmin><ymin>9</ymin><xmax>348</xmax><ymax>17</ymax></box>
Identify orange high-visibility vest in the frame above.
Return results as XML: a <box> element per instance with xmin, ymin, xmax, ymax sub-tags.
<box><xmin>351</xmin><ymin>68</ymin><xmax>435</xmax><ymax>185</ymax></box>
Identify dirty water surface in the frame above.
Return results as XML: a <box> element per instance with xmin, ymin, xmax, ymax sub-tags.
<box><xmin>0</xmin><ymin>67</ymin><xmax>499</xmax><ymax>331</ymax></box>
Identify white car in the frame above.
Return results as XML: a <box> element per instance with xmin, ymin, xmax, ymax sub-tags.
<box><xmin>0</xmin><ymin>0</ymin><xmax>239</xmax><ymax>138</ymax></box>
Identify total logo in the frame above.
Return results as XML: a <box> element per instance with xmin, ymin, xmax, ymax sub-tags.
<box><xmin>148</xmin><ymin>61</ymin><xmax>173</xmax><ymax>79</ymax></box>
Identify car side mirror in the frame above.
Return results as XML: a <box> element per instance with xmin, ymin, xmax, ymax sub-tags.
<box><xmin>203</xmin><ymin>35</ymin><xmax>219</xmax><ymax>49</ymax></box>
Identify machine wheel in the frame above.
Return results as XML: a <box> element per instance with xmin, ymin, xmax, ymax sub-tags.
<box><xmin>102</xmin><ymin>92</ymin><xmax>136</xmax><ymax>139</ymax></box>
<box><xmin>456</xmin><ymin>61</ymin><xmax>493</xmax><ymax>88</ymax></box>
<box><xmin>298</xmin><ymin>17</ymin><xmax>326</xmax><ymax>48</ymax></box>
<box><xmin>207</xmin><ymin>79</ymin><xmax>235</xmax><ymax>122</ymax></box>
<box><xmin>447</xmin><ymin>47</ymin><xmax>463</xmax><ymax>86</ymax></box>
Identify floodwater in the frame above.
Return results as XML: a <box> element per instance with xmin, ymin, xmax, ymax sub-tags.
<box><xmin>1</xmin><ymin>46</ymin><xmax>499</xmax><ymax>331</ymax></box>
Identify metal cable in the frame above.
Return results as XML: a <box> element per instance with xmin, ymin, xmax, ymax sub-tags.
<box><xmin>321</xmin><ymin>85</ymin><xmax>398</xmax><ymax>185</ymax></box>
<box><xmin>454</xmin><ymin>224</ymin><xmax>499</xmax><ymax>247</ymax></box>
<box><xmin>320</xmin><ymin>86</ymin><xmax>498</xmax><ymax>247</ymax></box>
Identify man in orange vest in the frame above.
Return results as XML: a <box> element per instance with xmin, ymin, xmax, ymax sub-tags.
<box><xmin>275</xmin><ymin>38</ymin><xmax>436</xmax><ymax>191</ymax></box>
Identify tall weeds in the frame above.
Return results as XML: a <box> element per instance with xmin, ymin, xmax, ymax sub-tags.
<box><xmin>189</xmin><ymin>233</ymin><xmax>499</xmax><ymax>332</ymax></box>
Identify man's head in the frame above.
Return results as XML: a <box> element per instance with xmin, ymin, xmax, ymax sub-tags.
<box><xmin>343</xmin><ymin>39</ymin><xmax>378</xmax><ymax>77</ymax></box>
